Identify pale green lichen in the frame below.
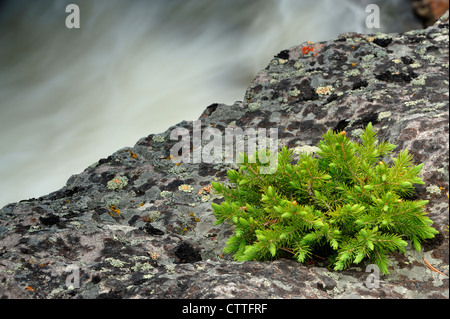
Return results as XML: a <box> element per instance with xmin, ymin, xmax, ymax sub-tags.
<box><xmin>248</xmin><ymin>102</ymin><xmax>260</xmax><ymax>112</ymax></box>
<box><xmin>362</xmin><ymin>54</ymin><xmax>375</xmax><ymax>62</ymax></box>
<box><xmin>426</xmin><ymin>185</ymin><xmax>442</xmax><ymax>195</ymax></box>
<box><xmin>351</xmin><ymin>128</ymin><xmax>364</xmax><ymax>138</ymax></box>
<box><xmin>292</xmin><ymin>145</ymin><xmax>320</xmax><ymax>155</ymax></box>
<box><xmin>344</xmin><ymin>69</ymin><xmax>360</xmax><ymax>77</ymax></box>
<box><xmin>105</xmin><ymin>257</ymin><xmax>125</xmax><ymax>268</ymax></box>
<box><xmin>315</xmin><ymin>85</ymin><xmax>334</xmax><ymax>96</ymax></box>
<box><xmin>131</xmin><ymin>262</ymin><xmax>154</xmax><ymax>272</ymax></box>
<box><xmin>165</xmin><ymin>264</ymin><xmax>175</xmax><ymax>274</ymax></box>
<box><xmin>378</xmin><ymin>111</ymin><xmax>392</xmax><ymax>121</ymax></box>
<box><xmin>167</xmin><ymin>165</ymin><xmax>187</xmax><ymax>178</ymax></box>
<box><xmin>148</xmin><ymin>211</ymin><xmax>161</xmax><ymax>222</ymax></box>
<box><xmin>405</xmin><ymin>98</ymin><xmax>427</xmax><ymax>107</ymax></box>
<box><xmin>293</xmin><ymin>61</ymin><xmax>304</xmax><ymax>70</ymax></box>
<box><xmin>160</xmin><ymin>190</ymin><xmax>172</xmax><ymax>198</ymax></box>
<box><xmin>289</xmin><ymin>88</ymin><xmax>301</xmax><ymax>97</ymax></box>
<box><xmin>423</xmin><ymin>55</ymin><xmax>436</xmax><ymax>63</ymax></box>
<box><xmin>152</xmin><ymin>135</ymin><xmax>165</xmax><ymax>143</ymax></box>
<box><xmin>107</xmin><ymin>176</ymin><xmax>128</xmax><ymax>190</ymax></box>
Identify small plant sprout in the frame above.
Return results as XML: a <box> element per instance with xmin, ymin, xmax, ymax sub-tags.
<box><xmin>211</xmin><ymin>123</ymin><xmax>438</xmax><ymax>275</ymax></box>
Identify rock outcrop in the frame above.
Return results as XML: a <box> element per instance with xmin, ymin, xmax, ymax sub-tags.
<box><xmin>1</xmin><ymin>12</ymin><xmax>448</xmax><ymax>299</ymax></box>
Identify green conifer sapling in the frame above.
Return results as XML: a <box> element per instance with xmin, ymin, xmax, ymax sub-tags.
<box><xmin>211</xmin><ymin>123</ymin><xmax>439</xmax><ymax>274</ymax></box>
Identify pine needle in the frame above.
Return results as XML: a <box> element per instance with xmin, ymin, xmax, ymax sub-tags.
<box><xmin>423</xmin><ymin>257</ymin><xmax>448</xmax><ymax>277</ymax></box>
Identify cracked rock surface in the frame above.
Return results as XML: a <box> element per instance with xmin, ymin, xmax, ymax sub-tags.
<box><xmin>1</xmin><ymin>12</ymin><xmax>448</xmax><ymax>299</ymax></box>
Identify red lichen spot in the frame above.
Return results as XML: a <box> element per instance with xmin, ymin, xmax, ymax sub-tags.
<box><xmin>302</xmin><ymin>46</ymin><xmax>314</xmax><ymax>55</ymax></box>
<box><xmin>26</xmin><ymin>286</ymin><xmax>34</xmax><ymax>292</ymax></box>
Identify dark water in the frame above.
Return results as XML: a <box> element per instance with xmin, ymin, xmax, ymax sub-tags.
<box><xmin>0</xmin><ymin>0</ymin><xmax>422</xmax><ymax>206</ymax></box>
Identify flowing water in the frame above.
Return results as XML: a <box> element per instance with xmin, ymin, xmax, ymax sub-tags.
<box><xmin>0</xmin><ymin>0</ymin><xmax>422</xmax><ymax>207</ymax></box>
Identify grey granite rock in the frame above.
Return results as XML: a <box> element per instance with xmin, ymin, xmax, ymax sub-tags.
<box><xmin>1</xmin><ymin>12</ymin><xmax>448</xmax><ymax>299</ymax></box>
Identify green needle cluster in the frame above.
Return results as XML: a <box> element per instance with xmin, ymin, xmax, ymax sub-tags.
<box><xmin>211</xmin><ymin>123</ymin><xmax>438</xmax><ymax>274</ymax></box>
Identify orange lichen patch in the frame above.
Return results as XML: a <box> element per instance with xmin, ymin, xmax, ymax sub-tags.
<box><xmin>315</xmin><ymin>86</ymin><xmax>333</xmax><ymax>95</ymax></box>
<box><xmin>148</xmin><ymin>251</ymin><xmax>158</xmax><ymax>260</ymax></box>
<box><xmin>351</xmin><ymin>63</ymin><xmax>357</xmax><ymax>67</ymax></box>
<box><xmin>180</xmin><ymin>184</ymin><xmax>191</xmax><ymax>191</ymax></box>
<box><xmin>198</xmin><ymin>185</ymin><xmax>212</xmax><ymax>195</ymax></box>
<box><xmin>110</xmin><ymin>205</ymin><xmax>121</xmax><ymax>216</ymax></box>
<box><xmin>302</xmin><ymin>46</ymin><xmax>314</xmax><ymax>55</ymax></box>
<box><xmin>26</xmin><ymin>286</ymin><xmax>35</xmax><ymax>292</ymax></box>
<box><xmin>129</xmin><ymin>150</ymin><xmax>138</xmax><ymax>159</ymax></box>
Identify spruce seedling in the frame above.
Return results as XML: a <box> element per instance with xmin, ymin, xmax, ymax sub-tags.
<box><xmin>211</xmin><ymin>123</ymin><xmax>438</xmax><ymax>274</ymax></box>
